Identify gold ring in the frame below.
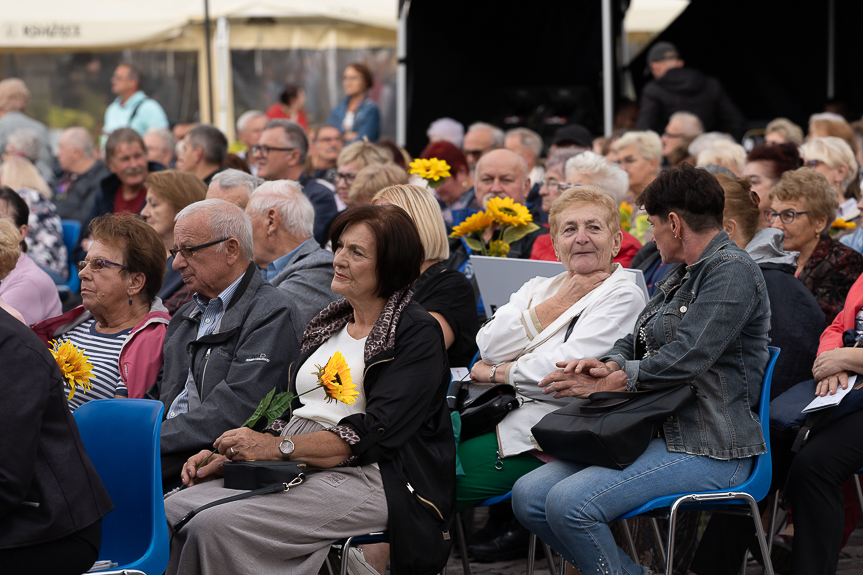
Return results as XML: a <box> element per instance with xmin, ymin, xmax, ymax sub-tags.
<box><xmin>230</xmin><ymin>447</ymin><xmax>235</xmax><ymax>456</ymax></box>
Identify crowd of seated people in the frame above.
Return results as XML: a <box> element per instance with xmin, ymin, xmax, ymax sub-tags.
<box><xmin>7</xmin><ymin>71</ymin><xmax>863</xmax><ymax>575</ymax></box>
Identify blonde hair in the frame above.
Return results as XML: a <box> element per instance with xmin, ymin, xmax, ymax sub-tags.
<box><xmin>144</xmin><ymin>170</ymin><xmax>207</xmax><ymax>215</ymax></box>
<box><xmin>800</xmin><ymin>136</ymin><xmax>859</xmax><ymax>192</ymax></box>
<box><xmin>0</xmin><ymin>79</ymin><xmax>30</xmax><ymax>113</ymax></box>
<box><xmin>0</xmin><ymin>218</ymin><xmax>20</xmax><ymax>279</ymax></box>
<box><xmin>548</xmin><ymin>185</ymin><xmax>620</xmax><ymax>240</ymax></box>
<box><xmin>372</xmin><ymin>184</ymin><xmax>450</xmax><ymax>261</ymax></box>
<box><xmin>337</xmin><ymin>141</ymin><xmax>392</xmax><ymax>170</ymax></box>
<box><xmin>0</xmin><ymin>156</ymin><xmax>51</xmax><ymax>199</ymax></box>
<box><xmin>766</xmin><ymin>117</ymin><xmax>804</xmax><ymax>146</ymax></box>
<box><xmin>770</xmin><ymin>167</ymin><xmax>838</xmax><ymax>233</ymax></box>
<box><xmin>697</xmin><ymin>140</ymin><xmax>747</xmax><ymax>176</ymax></box>
<box><xmin>612</xmin><ymin>130</ymin><xmax>663</xmax><ymax>163</ymax></box>
<box><xmin>717</xmin><ymin>174</ymin><xmax>759</xmax><ymax>245</ymax></box>
<box><xmin>349</xmin><ymin>163</ymin><xmax>409</xmax><ymax>206</ymax></box>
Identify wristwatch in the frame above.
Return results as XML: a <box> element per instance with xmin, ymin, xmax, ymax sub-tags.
<box><xmin>278</xmin><ymin>436</ymin><xmax>295</xmax><ymax>460</ymax></box>
<box><xmin>489</xmin><ymin>362</ymin><xmax>505</xmax><ymax>382</ymax></box>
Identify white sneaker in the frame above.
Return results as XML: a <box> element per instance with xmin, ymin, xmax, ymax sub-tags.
<box><xmin>347</xmin><ymin>547</ymin><xmax>381</xmax><ymax>575</ymax></box>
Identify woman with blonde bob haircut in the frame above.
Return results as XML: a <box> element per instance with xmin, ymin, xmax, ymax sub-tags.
<box><xmin>349</xmin><ymin>162</ymin><xmax>408</xmax><ymax>206</ymax></box>
<box><xmin>612</xmin><ymin>131</ymin><xmax>662</xmax><ymax>204</ymax></box>
<box><xmin>334</xmin><ymin>141</ymin><xmax>392</xmax><ymax>209</ymax></box>
<box><xmin>373</xmin><ymin>183</ymin><xmax>478</xmax><ymax>367</ymax></box>
<box><xmin>800</xmin><ymin>136</ymin><xmax>860</xmax><ymax>222</ymax></box>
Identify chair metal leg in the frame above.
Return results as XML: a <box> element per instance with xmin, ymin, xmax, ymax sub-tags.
<box><xmin>767</xmin><ymin>489</ymin><xmax>780</xmax><ymax>557</ymax></box>
<box><xmin>855</xmin><ymin>474</ymin><xmax>863</xmax><ymax>517</ymax></box>
<box><xmin>649</xmin><ymin>517</ymin><xmax>667</xmax><ymax>573</ymax></box>
<box><xmin>455</xmin><ymin>512</ymin><xmax>472</xmax><ymax>575</ymax></box>
<box><xmin>558</xmin><ymin>555</ymin><xmax>565</xmax><ymax>575</ymax></box>
<box><xmin>664</xmin><ymin>508</ymin><xmax>678</xmax><ymax>575</ymax></box>
<box><xmin>621</xmin><ymin>519</ymin><xmax>638</xmax><ymax>562</ymax></box>
<box><xmin>340</xmin><ymin>536</ymin><xmax>355</xmax><ymax>575</ymax></box>
<box><xmin>526</xmin><ymin>532</ymin><xmax>537</xmax><ymax>575</ymax></box>
<box><xmin>541</xmin><ymin>540</ymin><xmax>559</xmax><ymax>575</ymax></box>
<box><xmin>745</xmin><ymin>493</ymin><xmax>775</xmax><ymax>575</ymax></box>
<box><xmin>325</xmin><ymin>555</ymin><xmax>335</xmax><ymax>575</ymax></box>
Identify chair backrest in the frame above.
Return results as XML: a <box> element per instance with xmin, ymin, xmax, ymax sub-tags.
<box><xmin>73</xmin><ymin>399</ymin><xmax>169</xmax><ymax>572</ymax></box>
<box><xmin>60</xmin><ymin>219</ymin><xmax>82</xmax><ymax>293</ymax></box>
<box><xmin>735</xmin><ymin>346</ymin><xmax>780</xmax><ymax>502</ymax></box>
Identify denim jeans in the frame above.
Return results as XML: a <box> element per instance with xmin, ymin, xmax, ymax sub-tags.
<box><xmin>512</xmin><ymin>438</ymin><xmax>753</xmax><ymax>575</ymax></box>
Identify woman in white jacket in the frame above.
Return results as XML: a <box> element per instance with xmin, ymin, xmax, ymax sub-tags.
<box><xmin>463</xmin><ymin>186</ymin><xmax>645</xmax><ymax>514</ymax></box>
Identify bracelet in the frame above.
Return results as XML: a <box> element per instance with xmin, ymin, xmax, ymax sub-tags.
<box><xmin>489</xmin><ymin>362</ymin><xmax>505</xmax><ymax>382</ymax></box>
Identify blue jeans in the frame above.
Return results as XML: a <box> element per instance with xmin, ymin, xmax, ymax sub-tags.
<box><xmin>512</xmin><ymin>438</ymin><xmax>753</xmax><ymax>575</ymax></box>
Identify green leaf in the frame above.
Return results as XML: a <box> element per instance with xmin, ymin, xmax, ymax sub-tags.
<box><xmin>501</xmin><ymin>223</ymin><xmax>540</xmax><ymax>244</ymax></box>
<box><xmin>428</xmin><ymin>179</ymin><xmax>443</xmax><ymax>189</ymax></box>
<box><xmin>463</xmin><ymin>237</ymin><xmax>485</xmax><ymax>252</ymax></box>
<box><xmin>264</xmin><ymin>391</ymin><xmax>296</xmax><ymax>427</ymax></box>
<box><xmin>242</xmin><ymin>387</ymin><xmax>275</xmax><ymax>428</ymax></box>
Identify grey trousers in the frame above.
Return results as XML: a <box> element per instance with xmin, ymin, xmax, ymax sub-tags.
<box><xmin>164</xmin><ymin>418</ymin><xmax>388</xmax><ymax>575</ymax></box>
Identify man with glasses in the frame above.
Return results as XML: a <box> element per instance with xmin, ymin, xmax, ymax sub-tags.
<box><xmin>146</xmin><ymin>198</ymin><xmax>302</xmax><ymax>485</ymax></box>
<box><xmin>463</xmin><ymin>122</ymin><xmax>505</xmax><ymax>173</ymax></box>
<box><xmin>636</xmin><ymin>42</ymin><xmax>745</xmax><ymax>139</ymax></box>
<box><xmin>661</xmin><ymin>111</ymin><xmax>703</xmax><ymax>160</ymax></box>
<box><xmin>252</xmin><ymin>119</ymin><xmax>338</xmax><ymax>246</ymax></box>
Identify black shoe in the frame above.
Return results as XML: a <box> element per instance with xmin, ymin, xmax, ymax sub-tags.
<box><xmin>467</xmin><ymin>520</ymin><xmax>530</xmax><ymax>562</ymax></box>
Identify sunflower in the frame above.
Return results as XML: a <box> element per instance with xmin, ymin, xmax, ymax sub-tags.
<box><xmin>314</xmin><ymin>351</ymin><xmax>358</xmax><ymax>405</ymax></box>
<box><xmin>488</xmin><ymin>240</ymin><xmax>510</xmax><ymax>257</ymax></box>
<box><xmin>50</xmin><ymin>340</ymin><xmax>94</xmax><ymax>400</ymax></box>
<box><xmin>409</xmin><ymin>157</ymin><xmax>452</xmax><ymax>181</ymax></box>
<box><xmin>450</xmin><ymin>210</ymin><xmax>494</xmax><ymax>239</ymax></box>
<box><xmin>832</xmin><ymin>218</ymin><xmax>856</xmax><ymax>230</ymax></box>
<box><xmin>486</xmin><ymin>196</ymin><xmax>532</xmax><ymax>226</ymax></box>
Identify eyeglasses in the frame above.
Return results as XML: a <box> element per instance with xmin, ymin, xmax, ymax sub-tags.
<box><xmin>662</xmin><ymin>131</ymin><xmax>685</xmax><ymax>139</ymax></box>
<box><xmin>619</xmin><ymin>155</ymin><xmax>643</xmax><ymax>167</ymax></box>
<box><xmin>249</xmin><ymin>145</ymin><xmax>296</xmax><ymax>158</ymax></box>
<box><xmin>464</xmin><ymin>148</ymin><xmax>490</xmax><ymax>160</ymax></box>
<box><xmin>763</xmin><ymin>209</ymin><xmax>808</xmax><ymax>225</ymax></box>
<box><xmin>544</xmin><ymin>180</ymin><xmax>580</xmax><ymax>194</ymax></box>
<box><xmin>77</xmin><ymin>258</ymin><xmax>128</xmax><ymax>273</ymax></box>
<box><xmin>334</xmin><ymin>171</ymin><xmax>358</xmax><ymax>185</ymax></box>
<box><xmin>804</xmin><ymin>159</ymin><xmax>823</xmax><ymax>169</ymax></box>
<box><xmin>169</xmin><ymin>238</ymin><xmax>229</xmax><ymax>259</ymax></box>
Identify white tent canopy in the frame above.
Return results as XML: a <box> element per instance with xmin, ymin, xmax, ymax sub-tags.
<box><xmin>0</xmin><ymin>0</ymin><xmax>397</xmax><ymax>49</ymax></box>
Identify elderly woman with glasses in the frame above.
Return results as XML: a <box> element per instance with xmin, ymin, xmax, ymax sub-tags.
<box><xmin>800</xmin><ymin>136</ymin><xmax>860</xmax><ymax>224</ymax></box>
<box><xmin>334</xmin><ymin>141</ymin><xmax>392</xmax><ymax>210</ymax></box>
<box><xmin>766</xmin><ymin>167</ymin><xmax>863</xmax><ymax>326</ymax></box>
<box><xmin>32</xmin><ymin>213</ymin><xmax>170</xmax><ymax>410</ymax></box>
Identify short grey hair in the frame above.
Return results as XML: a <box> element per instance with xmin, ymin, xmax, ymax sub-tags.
<box><xmin>613</xmin><ymin>131</ymin><xmax>663</xmax><ymax>162</ymax></box>
<box><xmin>264</xmin><ymin>119</ymin><xmax>309</xmax><ymax>162</ymax></box>
<box><xmin>63</xmin><ymin>127</ymin><xmax>96</xmax><ymax>157</ymax></box>
<box><xmin>545</xmin><ymin>147</ymin><xmax>586</xmax><ymax>175</ymax></box>
<box><xmin>248</xmin><ymin>180</ymin><xmax>315</xmax><ymax>239</ymax></box>
<box><xmin>506</xmin><ymin>127</ymin><xmax>543</xmax><ymax>157</ymax></box>
<box><xmin>565</xmin><ymin>151</ymin><xmax>629</xmax><ymax>204</ymax></box>
<box><xmin>688</xmin><ymin>132</ymin><xmax>734</xmax><ymax>158</ymax></box>
<box><xmin>426</xmin><ymin>118</ymin><xmax>465</xmax><ymax>148</ymax></box>
<box><xmin>467</xmin><ymin>122</ymin><xmax>505</xmax><ymax>148</ymax></box>
<box><xmin>809</xmin><ymin>112</ymin><xmax>847</xmax><ymax>125</ymax></box>
<box><xmin>7</xmin><ymin>129</ymin><xmax>42</xmax><ymax>163</ymax></box>
<box><xmin>696</xmin><ymin>140</ymin><xmax>747</xmax><ymax>176</ymax></box>
<box><xmin>175</xmin><ymin>198</ymin><xmax>254</xmax><ymax>262</ymax></box>
<box><xmin>801</xmin><ymin>136</ymin><xmax>859</xmax><ymax>191</ymax></box>
<box><xmin>236</xmin><ymin>110</ymin><xmax>266</xmax><ymax>133</ymax></box>
<box><xmin>211</xmin><ymin>169</ymin><xmax>264</xmax><ymax>199</ymax></box>
<box><xmin>186</xmin><ymin>124</ymin><xmax>228</xmax><ymax>165</ymax></box>
<box><xmin>668</xmin><ymin>111</ymin><xmax>704</xmax><ymax>137</ymax></box>
<box><xmin>145</xmin><ymin>127</ymin><xmax>175</xmax><ymax>153</ymax></box>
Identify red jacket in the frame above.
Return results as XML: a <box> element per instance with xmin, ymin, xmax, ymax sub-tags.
<box><xmin>32</xmin><ymin>300</ymin><xmax>171</xmax><ymax>399</ymax></box>
<box><xmin>818</xmin><ymin>273</ymin><xmax>863</xmax><ymax>354</ymax></box>
<box><xmin>530</xmin><ymin>228</ymin><xmax>643</xmax><ymax>267</ymax></box>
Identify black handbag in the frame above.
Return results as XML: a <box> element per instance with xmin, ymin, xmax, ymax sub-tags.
<box><xmin>456</xmin><ymin>382</ymin><xmax>520</xmax><ymax>441</ymax></box>
<box><xmin>172</xmin><ymin>461</ymin><xmax>307</xmax><ymax>532</ymax></box>
<box><xmin>531</xmin><ymin>384</ymin><xmax>698</xmax><ymax>470</ymax></box>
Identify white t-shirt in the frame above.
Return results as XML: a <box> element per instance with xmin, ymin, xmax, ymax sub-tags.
<box><xmin>293</xmin><ymin>324</ymin><xmax>367</xmax><ymax>428</ymax></box>
<box><xmin>342</xmin><ymin>110</ymin><xmax>356</xmax><ymax>133</ymax></box>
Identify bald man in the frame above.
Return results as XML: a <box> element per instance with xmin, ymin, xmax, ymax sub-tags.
<box><xmin>54</xmin><ymin>127</ymin><xmax>112</xmax><ymax>222</ymax></box>
<box><xmin>474</xmin><ymin>149</ymin><xmax>547</xmax><ymax>258</ymax></box>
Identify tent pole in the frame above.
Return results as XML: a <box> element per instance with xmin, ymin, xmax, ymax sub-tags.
<box><xmin>601</xmin><ymin>0</ymin><xmax>613</xmax><ymax>137</ymax></box>
<box><xmin>203</xmin><ymin>0</ymin><xmax>214</xmax><ymax>124</ymax></box>
<box><xmin>396</xmin><ymin>0</ymin><xmax>410</xmax><ymax>148</ymax></box>
<box><xmin>827</xmin><ymin>0</ymin><xmax>835</xmax><ymax>100</ymax></box>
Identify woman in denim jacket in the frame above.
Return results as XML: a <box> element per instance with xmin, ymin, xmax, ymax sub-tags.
<box><xmin>326</xmin><ymin>62</ymin><xmax>380</xmax><ymax>144</ymax></box>
<box><xmin>512</xmin><ymin>164</ymin><xmax>771</xmax><ymax>575</ymax></box>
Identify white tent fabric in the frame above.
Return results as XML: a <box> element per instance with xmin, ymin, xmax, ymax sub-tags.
<box><xmin>0</xmin><ymin>0</ymin><xmax>396</xmax><ymax>49</ymax></box>
<box><xmin>624</xmin><ymin>0</ymin><xmax>689</xmax><ymax>33</ymax></box>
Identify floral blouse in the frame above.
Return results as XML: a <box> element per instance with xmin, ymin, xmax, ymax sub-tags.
<box><xmin>798</xmin><ymin>236</ymin><xmax>863</xmax><ymax>328</ymax></box>
<box><xmin>16</xmin><ymin>187</ymin><xmax>68</xmax><ymax>280</ymax></box>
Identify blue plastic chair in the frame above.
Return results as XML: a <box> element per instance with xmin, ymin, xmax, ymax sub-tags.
<box><xmin>73</xmin><ymin>399</ymin><xmax>169</xmax><ymax>575</ymax></box>
<box><xmin>58</xmin><ymin>219</ymin><xmax>81</xmax><ymax>297</ymax></box>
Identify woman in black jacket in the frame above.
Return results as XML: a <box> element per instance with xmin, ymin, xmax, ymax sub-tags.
<box><xmin>0</xmin><ymin>307</ymin><xmax>113</xmax><ymax>574</ymax></box>
<box><xmin>165</xmin><ymin>205</ymin><xmax>455</xmax><ymax>575</ymax></box>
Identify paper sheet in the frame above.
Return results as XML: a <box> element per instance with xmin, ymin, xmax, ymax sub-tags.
<box><xmin>451</xmin><ymin>367</ymin><xmax>470</xmax><ymax>382</ymax></box>
<box><xmin>802</xmin><ymin>374</ymin><xmax>858</xmax><ymax>413</ymax></box>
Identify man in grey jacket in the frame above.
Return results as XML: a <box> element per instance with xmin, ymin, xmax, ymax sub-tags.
<box><xmin>247</xmin><ymin>180</ymin><xmax>338</xmax><ymax>327</ymax></box>
<box><xmin>146</xmin><ymin>198</ymin><xmax>303</xmax><ymax>481</ymax></box>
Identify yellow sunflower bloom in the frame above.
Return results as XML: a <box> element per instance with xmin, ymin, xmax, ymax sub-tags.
<box><xmin>488</xmin><ymin>240</ymin><xmax>510</xmax><ymax>257</ymax></box>
<box><xmin>486</xmin><ymin>196</ymin><xmax>532</xmax><ymax>226</ymax></box>
<box><xmin>50</xmin><ymin>340</ymin><xmax>94</xmax><ymax>400</ymax></box>
<box><xmin>832</xmin><ymin>219</ymin><xmax>856</xmax><ymax>229</ymax></box>
<box><xmin>409</xmin><ymin>157</ymin><xmax>452</xmax><ymax>181</ymax></box>
<box><xmin>450</xmin><ymin>211</ymin><xmax>494</xmax><ymax>239</ymax></box>
<box><xmin>314</xmin><ymin>351</ymin><xmax>358</xmax><ymax>405</ymax></box>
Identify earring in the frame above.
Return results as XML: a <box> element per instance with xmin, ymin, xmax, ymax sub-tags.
<box><xmin>128</xmin><ymin>296</ymin><xmax>133</xmax><ymax>306</ymax></box>
<box><xmin>462</xmin><ymin>181</ymin><xmax>469</xmax><ymax>189</ymax></box>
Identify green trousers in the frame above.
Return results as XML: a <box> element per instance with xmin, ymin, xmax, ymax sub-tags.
<box><xmin>456</xmin><ymin>431</ymin><xmax>544</xmax><ymax>512</ymax></box>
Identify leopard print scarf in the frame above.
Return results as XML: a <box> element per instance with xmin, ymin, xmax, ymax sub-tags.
<box><xmin>300</xmin><ymin>287</ymin><xmax>414</xmax><ymax>364</ymax></box>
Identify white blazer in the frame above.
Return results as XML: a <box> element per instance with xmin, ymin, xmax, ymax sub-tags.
<box><xmin>476</xmin><ymin>263</ymin><xmax>645</xmax><ymax>457</ymax></box>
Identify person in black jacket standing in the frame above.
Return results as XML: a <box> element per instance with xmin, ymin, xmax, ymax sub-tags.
<box><xmin>636</xmin><ymin>42</ymin><xmax>746</xmax><ymax>139</ymax></box>
<box><xmin>0</xmin><ymin>308</ymin><xmax>113</xmax><ymax>574</ymax></box>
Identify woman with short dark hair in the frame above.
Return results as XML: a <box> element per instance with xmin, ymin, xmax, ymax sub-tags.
<box><xmin>327</xmin><ymin>62</ymin><xmax>380</xmax><ymax>143</ymax></box>
<box><xmin>513</xmin><ymin>164</ymin><xmax>771</xmax><ymax>575</ymax></box>
<box><xmin>164</xmin><ymin>204</ymin><xmax>455</xmax><ymax>575</ymax></box>
<box><xmin>32</xmin><ymin>213</ymin><xmax>171</xmax><ymax>408</ymax></box>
